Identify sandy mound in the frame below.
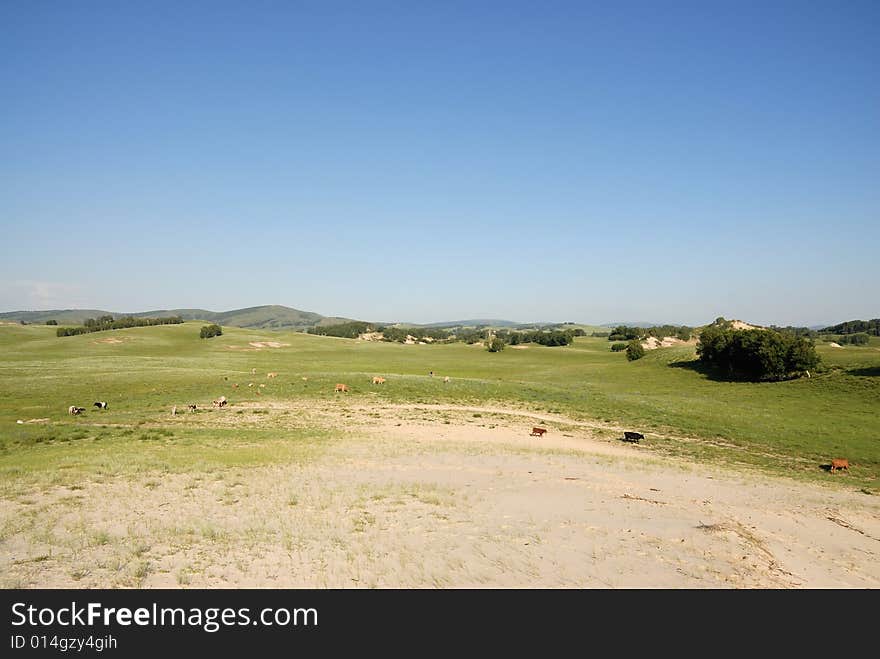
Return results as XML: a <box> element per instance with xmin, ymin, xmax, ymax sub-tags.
<box><xmin>731</xmin><ymin>320</ymin><xmax>762</xmax><ymax>330</ymax></box>
<box><xmin>642</xmin><ymin>337</ymin><xmax>662</xmax><ymax>350</ymax></box>
<box><xmin>829</xmin><ymin>342</ymin><xmax>843</xmax><ymax>348</ymax></box>
<box><xmin>358</xmin><ymin>332</ymin><xmax>384</xmax><ymax>341</ymax></box>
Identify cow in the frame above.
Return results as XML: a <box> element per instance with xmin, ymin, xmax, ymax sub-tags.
<box><xmin>372</xmin><ymin>376</ymin><xmax>386</xmax><ymax>385</ymax></box>
<box><xmin>622</xmin><ymin>431</ymin><xmax>644</xmax><ymax>443</ymax></box>
<box><xmin>232</xmin><ymin>383</ymin><xmax>239</xmax><ymax>388</ymax></box>
<box><xmin>267</xmin><ymin>372</ymin><xmax>278</xmax><ymax>379</ymax></box>
<box><xmin>443</xmin><ymin>376</ymin><xmax>450</xmax><ymax>383</ymax></box>
<box><xmin>188</xmin><ymin>404</ymin><xmax>197</xmax><ymax>412</ymax></box>
<box><xmin>335</xmin><ymin>383</ymin><xmax>349</xmax><ymax>393</ymax></box>
<box><xmin>171</xmin><ymin>406</ymin><xmax>177</xmax><ymax>416</ymax></box>
<box><xmin>251</xmin><ymin>368</ymin><xmax>256</xmax><ymax>375</ymax></box>
<box><xmin>93</xmin><ymin>401</ymin><xmax>108</xmax><ymax>410</ymax></box>
<box><xmin>530</xmin><ymin>427</ymin><xmax>547</xmax><ymax>437</ymax></box>
<box><xmin>212</xmin><ymin>396</ymin><xmax>227</xmax><ymax>408</ymax></box>
<box><xmin>259</xmin><ymin>383</ymin><xmax>266</xmax><ymax>388</ymax></box>
<box><xmin>830</xmin><ymin>458</ymin><xmax>850</xmax><ymax>473</ymax></box>
<box><xmin>68</xmin><ymin>406</ymin><xmax>85</xmax><ymax>415</ymax></box>
<box><xmin>248</xmin><ymin>383</ymin><xmax>254</xmax><ymax>387</ymax></box>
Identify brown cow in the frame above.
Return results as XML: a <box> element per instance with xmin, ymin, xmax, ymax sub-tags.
<box><xmin>335</xmin><ymin>383</ymin><xmax>349</xmax><ymax>393</ymax></box>
<box><xmin>830</xmin><ymin>458</ymin><xmax>849</xmax><ymax>473</ymax></box>
<box><xmin>371</xmin><ymin>376</ymin><xmax>386</xmax><ymax>385</ymax></box>
<box><xmin>267</xmin><ymin>372</ymin><xmax>278</xmax><ymax>379</ymax></box>
<box><xmin>530</xmin><ymin>427</ymin><xmax>547</xmax><ymax>437</ymax></box>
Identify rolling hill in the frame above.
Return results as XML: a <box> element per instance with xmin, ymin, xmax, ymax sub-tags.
<box><xmin>0</xmin><ymin>305</ymin><xmax>358</xmax><ymax>330</ymax></box>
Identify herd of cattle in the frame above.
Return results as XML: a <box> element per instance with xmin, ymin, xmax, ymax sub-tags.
<box><xmin>60</xmin><ymin>372</ymin><xmax>851</xmax><ymax>474</ymax></box>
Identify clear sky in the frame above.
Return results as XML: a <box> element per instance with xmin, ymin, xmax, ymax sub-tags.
<box><xmin>2</xmin><ymin>1</ymin><xmax>878</xmax><ymax>326</ymax></box>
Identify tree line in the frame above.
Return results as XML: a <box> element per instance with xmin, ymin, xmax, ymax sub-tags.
<box><xmin>822</xmin><ymin>319</ymin><xmax>880</xmax><ymax>336</ymax></box>
<box><xmin>305</xmin><ymin>323</ymin><xmax>585</xmax><ymax>347</ymax></box>
<box><xmin>606</xmin><ymin>325</ymin><xmax>692</xmax><ymax>342</ymax></box>
<box><xmin>56</xmin><ymin>315</ymin><xmax>184</xmax><ymax>336</ymax></box>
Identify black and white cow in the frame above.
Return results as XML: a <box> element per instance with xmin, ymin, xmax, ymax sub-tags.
<box><xmin>93</xmin><ymin>401</ymin><xmax>108</xmax><ymax>410</ymax></box>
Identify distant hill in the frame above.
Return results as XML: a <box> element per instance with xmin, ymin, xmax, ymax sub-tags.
<box><xmin>821</xmin><ymin>319</ymin><xmax>880</xmax><ymax>336</ymax></box>
<box><xmin>600</xmin><ymin>321</ymin><xmax>665</xmax><ymax>329</ymax></box>
<box><xmin>415</xmin><ymin>319</ymin><xmax>522</xmax><ymax>329</ymax></box>
<box><xmin>0</xmin><ymin>305</ymin><xmax>359</xmax><ymax>330</ymax></box>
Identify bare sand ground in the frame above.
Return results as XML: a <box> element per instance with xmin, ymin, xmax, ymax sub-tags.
<box><xmin>2</xmin><ymin>403</ymin><xmax>877</xmax><ymax>588</ymax></box>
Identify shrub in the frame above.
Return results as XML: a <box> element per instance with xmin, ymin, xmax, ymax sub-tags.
<box><xmin>626</xmin><ymin>340</ymin><xmax>645</xmax><ymax>361</ymax></box>
<box><xmin>839</xmin><ymin>333</ymin><xmax>870</xmax><ymax>346</ymax></box>
<box><xmin>610</xmin><ymin>342</ymin><xmax>628</xmax><ymax>352</ymax></box>
<box><xmin>486</xmin><ymin>337</ymin><xmax>506</xmax><ymax>352</ymax></box>
<box><xmin>200</xmin><ymin>324</ymin><xmax>223</xmax><ymax>339</ymax></box>
<box><xmin>45</xmin><ymin>319</ymin><xmax>58</xmax><ymax>326</ymax></box>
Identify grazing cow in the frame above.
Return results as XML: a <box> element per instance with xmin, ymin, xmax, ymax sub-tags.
<box><xmin>251</xmin><ymin>368</ymin><xmax>256</xmax><ymax>375</ymax></box>
<box><xmin>259</xmin><ymin>383</ymin><xmax>266</xmax><ymax>388</ymax></box>
<box><xmin>371</xmin><ymin>376</ymin><xmax>386</xmax><ymax>385</ymax></box>
<box><xmin>93</xmin><ymin>401</ymin><xmax>108</xmax><ymax>410</ymax></box>
<box><xmin>188</xmin><ymin>404</ymin><xmax>197</xmax><ymax>412</ymax></box>
<box><xmin>622</xmin><ymin>431</ymin><xmax>644</xmax><ymax>443</ymax></box>
<box><xmin>171</xmin><ymin>406</ymin><xmax>177</xmax><ymax>416</ymax></box>
<box><xmin>530</xmin><ymin>427</ymin><xmax>547</xmax><ymax>437</ymax></box>
<box><xmin>267</xmin><ymin>372</ymin><xmax>278</xmax><ymax>379</ymax></box>
<box><xmin>212</xmin><ymin>396</ymin><xmax>227</xmax><ymax>408</ymax></box>
<box><xmin>248</xmin><ymin>383</ymin><xmax>254</xmax><ymax>387</ymax></box>
<box><xmin>232</xmin><ymin>383</ymin><xmax>239</xmax><ymax>389</ymax></box>
<box><xmin>335</xmin><ymin>383</ymin><xmax>349</xmax><ymax>393</ymax></box>
<box><xmin>443</xmin><ymin>376</ymin><xmax>450</xmax><ymax>383</ymax></box>
<box><xmin>830</xmin><ymin>458</ymin><xmax>850</xmax><ymax>473</ymax></box>
<box><xmin>68</xmin><ymin>406</ymin><xmax>85</xmax><ymax>415</ymax></box>
<box><xmin>302</xmin><ymin>376</ymin><xmax>309</xmax><ymax>381</ymax></box>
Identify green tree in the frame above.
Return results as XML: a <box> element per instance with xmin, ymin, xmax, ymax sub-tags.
<box><xmin>486</xmin><ymin>337</ymin><xmax>506</xmax><ymax>352</ymax></box>
<box><xmin>200</xmin><ymin>324</ymin><xmax>223</xmax><ymax>339</ymax></box>
<box><xmin>626</xmin><ymin>340</ymin><xmax>645</xmax><ymax>361</ymax></box>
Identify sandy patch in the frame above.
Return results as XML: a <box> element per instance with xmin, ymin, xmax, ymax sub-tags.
<box><xmin>15</xmin><ymin>418</ymin><xmax>50</xmax><ymax>424</ymax></box>
<box><xmin>3</xmin><ymin>402</ymin><xmax>878</xmax><ymax>589</ymax></box>
<box><xmin>93</xmin><ymin>337</ymin><xmax>124</xmax><ymax>344</ymax></box>
<box><xmin>358</xmin><ymin>332</ymin><xmax>384</xmax><ymax>341</ymax></box>
<box><xmin>829</xmin><ymin>343</ymin><xmax>843</xmax><ymax>348</ymax></box>
<box><xmin>249</xmin><ymin>341</ymin><xmax>290</xmax><ymax>349</ymax></box>
<box><xmin>731</xmin><ymin>320</ymin><xmax>762</xmax><ymax>330</ymax></box>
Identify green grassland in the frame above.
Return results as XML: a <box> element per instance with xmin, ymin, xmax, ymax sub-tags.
<box><xmin>1</xmin><ymin>322</ymin><xmax>878</xmax><ymax>490</ymax></box>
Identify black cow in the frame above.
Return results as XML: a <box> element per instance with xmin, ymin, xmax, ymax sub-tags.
<box><xmin>93</xmin><ymin>401</ymin><xmax>108</xmax><ymax>410</ymax></box>
<box><xmin>622</xmin><ymin>431</ymin><xmax>644</xmax><ymax>443</ymax></box>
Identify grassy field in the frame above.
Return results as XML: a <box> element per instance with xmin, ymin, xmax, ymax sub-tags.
<box><xmin>1</xmin><ymin>321</ymin><xmax>878</xmax><ymax>491</ymax></box>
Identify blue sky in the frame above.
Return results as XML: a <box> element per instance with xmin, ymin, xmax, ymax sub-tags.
<box><xmin>2</xmin><ymin>1</ymin><xmax>878</xmax><ymax>326</ymax></box>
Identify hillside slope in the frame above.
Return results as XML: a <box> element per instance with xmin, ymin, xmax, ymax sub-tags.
<box><xmin>0</xmin><ymin>305</ymin><xmax>358</xmax><ymax>330</ymax></box>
